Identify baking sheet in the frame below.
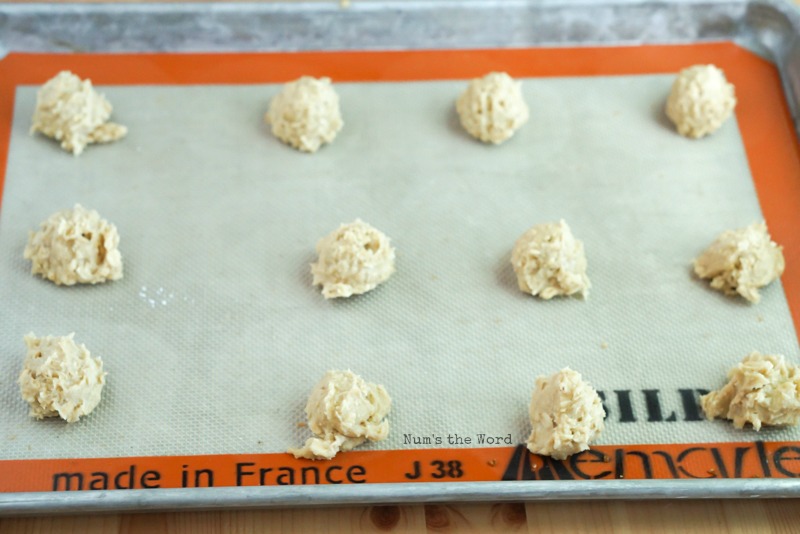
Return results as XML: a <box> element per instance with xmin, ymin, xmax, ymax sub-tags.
<box><xmin>1</xmin><ymin>74</ymin><xmax>798</xmax><ymax>461</ymax></box>
<box><xmin>2</xmin><ymin>0</ymin><xmax>800</xmax><ymax>514</ymax></box>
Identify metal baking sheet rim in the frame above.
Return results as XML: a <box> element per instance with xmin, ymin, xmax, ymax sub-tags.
<box><xmin>2</xmin><ymin>0</ymin><xmax>800</xmax><ymax>513</ymax></box>
<box><xmin>4</xmin><ymin>479</ymin><xmax>800</xmax><ymax>516</ymax></box>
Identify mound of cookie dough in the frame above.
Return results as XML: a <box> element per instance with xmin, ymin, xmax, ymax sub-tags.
<box><xmin>24</xmin><ymin>204</ymin><xmax>123</xmax><ymax>286</ymax></box>
<box><xmin>310</xmin><ymin>219</ymin><xmax>395</xmax><ymax>299</ymax></box>
<box><xmin>18</xmin><ymin>333</ymin><xmax>106</xmax><ymax>423</ymax></box>
<box><xmin>701</xmin><ymin>352</ymin><xmax>800</xmax><ymax>430</ymax></box>
<box><xmin>289</xmin><ymin>370</ymin><xmax>391</xmax><ymax>460</ymax></box>
<box><xmin>511</xmin><ymin>220</ymin><xmax>590</xmax><ymax>299</ymax></box>
<box><xmin>665</xmin><ymin>64</ymin><xmax>736</xmax><ymax>139</ymax></box>
<box><xmin>693</xmin><ymin>222</ymin><xmax>784</xmax><ymax>304</ymax></box>
<box><xmin>527</xmin><ymin>368</ymin><xmax>605</xmax><ymax>460</ymax></box>
<box><xmin>265</xmin><ymin>76</ymin><xmax>343</xmax><ymax>153</ymax></box>
<box><xmin>456</xmin><ymin>72</ymin><xmax>529</xmax><ymax>144</ymax></box>
<box><xmin>31</xmin><ymin>70</ymin><xmax>127</xmax><ymax>156</ymax></box>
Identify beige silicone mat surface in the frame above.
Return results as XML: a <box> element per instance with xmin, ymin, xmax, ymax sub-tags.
<box><xmin>1</xmin><ymin>75</ymin><xmax>798</xmax><ymax>460</ymax></box>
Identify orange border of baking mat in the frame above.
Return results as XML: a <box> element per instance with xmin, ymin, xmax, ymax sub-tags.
<box><xmin>1</xmin><ymin>42</ymin><xmax>799</xmax><ymax>492</ymax></box>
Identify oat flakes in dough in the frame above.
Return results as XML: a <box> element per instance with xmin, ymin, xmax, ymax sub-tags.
<box><xmin>701</xmin><ymin>352</ymin><xmax>800</xmax><ymax>430</ymax></box>
<box><xmin>30</xmin><ymin>71</ymin><xmax>127</xmax><ymax>156</ymax></box>
<box><xmin>24</xmin><ymin>204</ymin><xmax>123</xmax><ymax>286</ymax></box>
<box><xmin>456</xmin><ymin>72</ymin><xmax>529</xmax><ymax>144</ymax></box>
<box><xmin>527</xmin><ymin>368</ymin><xmax>605</xmax><ymax>460</ymax></box>
<box><xmin>18</xmin><ymin>333</ymin><xmax>106</xmax><ymax>423</ymax></box>
<box><xmin>693</xmin><ymin>222</ymin><xmax>784</xmax><ymax>304</ymax></box>
<box><xmin>289</xmin><ymin>370</ymin><xmax>391</xmax><ymax>460</ymax></box>
<box><xmin>265</xmin><ymin>76</ymin><xmax>343</xmax><ymax>153</ymax></box>
<box><xmin>665</xmin><ymin>64</ymin><xmax>736</xmax><ymax>139</ymax></box>
<box><xmin>310</xmin><ymin>219</ymin><xmax>395</xmax><ymax>299</ymax></box>
<box><xmin>511</xmin><ymin>220</ymin><xmax>590</xmax><ymax>299</ymax></box>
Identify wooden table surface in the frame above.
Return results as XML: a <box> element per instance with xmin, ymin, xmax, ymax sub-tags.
<box><xmin>1</xmin><ymin>500</ymin><xmax>800</xmax><ymax>533</ymax></box>
<box><xmin>4</xmin><ymin>1</ymin><xmax>800</xmax><ymax>532</ymax></box>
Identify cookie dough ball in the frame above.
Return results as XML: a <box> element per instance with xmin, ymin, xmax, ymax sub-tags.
<box><xmin>289</xmin><ymin>370</ymin><xmax>391</xmax><ymax>460</ymax></box>
<box><xmin>30</xmin><ymin>70</ymin><xmax>127</xmax><ymax>156</ymax></box>
<box><xmin>456</xmin><ymin>72</ymin><xmax>529</xmax><ymax>144</ymax></box>
<box><xmin>693</xmin><ymin>222</ymin><xmax>784</xmax><ymax>304</ymax></box>
<box><xmin>665</xmin><ymin>64</ymin><xmax>736</xmax><ymax>139</ymax></box>
<box><xmin>310</xmin><ymin>219</ymin><xmax>395</xmax><ymax>299</ymax></box>
<box><xmin>511</xmin><ymin>220</ymin><xmax>590</xmax><ymax>299</ymax></box>
<box><xmin>527</xmin><ymin>368</ymin><xmax>605</xmax><ymax>460</ymax></box>
<box><xmin>264</xmin><ymin>76</ymin><xmax>343</xmax><ymax>153</ymax></box>
<box><xmin>18</xmin><ymin>333</ymin><xmax>106</xmax><ymax>423</ymax></box>
<box><xmin>701</xmin><ymin>352</ymin><xmax>800</xmax><ymax>430</ymax></box>
<box><xmin>24</xmin><ymin>204</ymin><xmax>123</xmax><ymax>286</ymax></box>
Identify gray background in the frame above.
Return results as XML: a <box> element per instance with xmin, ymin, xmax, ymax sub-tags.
<box><xmin>1</xmin><ymin>75</ymin><xmax>798</xmax><ymax>460</ymax></box>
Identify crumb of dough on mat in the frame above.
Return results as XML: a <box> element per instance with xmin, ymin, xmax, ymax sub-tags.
<box><xmin>311</xmin><ymin>219</ymin><xmax>395</xmax><ymax>299</ymax></box>
<box><xmin>289</xmin><ymin>370</ymin><xmax>391</xmax><ymax>460</ymax></box>
<box><xmin>456</xmin><ymin>72</ymin><xmax>529</xmax><ymax>144</ymax></box>
<box><xmin>701</xmin><ymin>352</ymin><xmax>800</xmax><ymax>431</ymax></box>
<box><xmin>24</xmin><ymin>204</ymin><xmax>123</xmax><ymax>286</ymax></box>
<box><xmin>265</xmin><ymin>76</ymin><xmax>343</xmax><ymax>153</ymax></box>
<box><xmin>511</xmin><ymin>220</ymin><xmax>590</xmax><ymax>300</ymax></box>
<box><xmin>665</xmin><ymin>64</ymin><xmax>736</xmax><ymax>139</ymax></box>
<box><xmin>30</xmin><ymin>70</ymin><xmax>127</xmax><ymax>155</ymax></box>
<box><xmin>18</xmin><ymin>333</ymin><xmax>106</xmax><ymax>423</ymax></box>
<box><xmin>693</xmin><ymin>222</ymin><xmax>784</xmax><ymax>304</ymax></box>
<box><xmin>526</xmin><ymin>368</ymin><xmax>605</xmax><ymax>460</ymax></box>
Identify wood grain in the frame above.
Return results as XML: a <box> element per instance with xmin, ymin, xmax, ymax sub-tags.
<box><xmin>3</xmin><ymin>500</ymin><xmax>800</xmax><ymax>533</ymax></box>
<box><xmin>525</xmin><ymin>500</ymin><xmax>800</xmax><ymax>534</ymax></box>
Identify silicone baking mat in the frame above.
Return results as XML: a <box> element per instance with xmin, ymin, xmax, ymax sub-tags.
<box><xmin>1</xmin><ymin>43</ymin><xmax>800</xmax><ymax>494</ymax></box>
